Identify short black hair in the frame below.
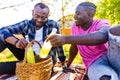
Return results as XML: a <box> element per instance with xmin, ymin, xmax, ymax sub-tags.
<box><xmin>34</xmin><ymin>2</ymin><xmax>49</xmax><ymax>10</ymax></box>
<box><xmin>78</xmin><ymin>2</ymin><xmax>96</xmax><ymax>10</ymax></box>
<box><xmin>78</xmin><ymin>2</ymin><xmax>96</xmax><ymax>15</ymax></box>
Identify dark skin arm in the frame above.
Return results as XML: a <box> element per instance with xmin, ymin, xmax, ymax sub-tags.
<box><xmin>109</xmin><ymin>25</ymin><xmax>120</xmax><ymax>36</ymax></box>
<box><xmin>67</xmin><ymin>44</ymin><xmax>78</xmax><ymax>67</ymax></box>
<box><xmin>5</xmin><ymin>36</ymin><xmax>28</xmax><ymax>49</ymax></box>
<box><xmin>62</xmin><ymin>44</ymin><xmax>78</xmax><ymax>72</ymax></box>
<box><xmin>47</xmin><ymin>26</ymin><xmax>109</xmax><ymax>47</ymax></box>
<box><xmin>47</xmin><ymin>26</ymin><xmax>109</xmax><ymax>69</ymax></box>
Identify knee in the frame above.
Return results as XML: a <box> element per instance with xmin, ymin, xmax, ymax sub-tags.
<box><xmin>100</xmin><ymin>75</ymin><xmax>111</xmax><ymax>80</ymax></box>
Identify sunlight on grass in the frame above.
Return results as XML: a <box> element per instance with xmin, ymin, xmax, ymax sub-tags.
<box><xmin>63</xmin><ymin>44</ymin><xmax>83</xmax><ymax>64</ymax></box>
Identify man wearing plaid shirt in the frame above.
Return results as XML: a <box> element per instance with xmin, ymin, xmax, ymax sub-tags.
<box><xmin>0</xmin><ymin>2</ymin><xmax>66</xmax><ymax>74</ymax></box>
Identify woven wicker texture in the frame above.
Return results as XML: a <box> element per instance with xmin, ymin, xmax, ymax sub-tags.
<box><xmin>16</xmin><ymin>40</ymin><xmax>53</xmax><ymax>80</ymax></box>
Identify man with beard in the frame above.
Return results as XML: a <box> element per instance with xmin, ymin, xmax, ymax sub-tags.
<box><xmin>0</xmin><ymin>3</ymin><xmax>66</xmax><ymax>74</ymax></box>
<box><xmin>47</xmin><ymin>2</ymin><xmax>119</xmax><ymax>80</ymax></box>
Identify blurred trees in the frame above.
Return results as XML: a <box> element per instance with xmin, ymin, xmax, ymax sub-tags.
<box><xmin>95</xmin><ymin>0</ymin><xmax>120</xmax><ymax>26</ymax></box>
<box><xmin>2</xmin><ymin>0</ymin><xmax>120</xmax><ymax>27</ymax></box>
<box><xmin>41</xmin><ymin>0</ymin><xmax>81</xmax><ymax>35</ymax></box>
<box><xmin>58</xmin><ymin>0</ymin><xmax>120</xmax><ymax>27</ymax></box>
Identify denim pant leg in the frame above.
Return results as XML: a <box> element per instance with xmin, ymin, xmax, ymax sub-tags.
<box><xmin>107</xmin><ymin>40</ymin><xmax>120</xmax><ymax>79</ymax></box>
<box><xmin>107</xmin><ymin>31</ymin><xmax>120</xmax><ymax>79</ymax></box>
<box><xmin>0</xmin><ymin>42</ymin><xmax>25</xmax><ymax>74</ymax></box>
<box><xmin>49</xmin><ymin>48</ymin><xmax>57</xmax><ymax>65</ymax></box>
<box><xmin>0</xmin><ymin>61</ymin><xmax>19</xmax><ymax>74</ymax></box>
<box><xmin>88</xmin><ymin>54</ymin><xmax>119</xmax><ymax>80</ymax></box>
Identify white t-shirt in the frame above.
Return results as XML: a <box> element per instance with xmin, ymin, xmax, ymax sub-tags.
<box><xmin>26</xmin><ymin>27</ymin><xmax>43</xmax><ymax>55</ymax></box>
<box><xmin>33</xmin><ymin>27</ymin><xmax>43</xmax><ymax>55</ymax></box>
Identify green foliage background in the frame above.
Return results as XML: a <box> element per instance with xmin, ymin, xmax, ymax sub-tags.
<box><xmin>95</xmin><ymin>0</ymin><xmax>120</xmax><ymax>26</ymax></box>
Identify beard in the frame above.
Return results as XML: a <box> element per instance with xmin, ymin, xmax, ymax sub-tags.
<box><xmin>35</xmin><ymin>22</ymin><xmax>45</xmax><ymax>29</ymax></box>
<box><xmin>75</xmin><ymin>19</ymin><xmax>88</xmax><ymax>26</ymax></box>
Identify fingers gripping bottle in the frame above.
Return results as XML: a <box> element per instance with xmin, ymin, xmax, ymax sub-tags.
<box><xmin>40</xmin><ymin>28</ymin><xmax>57</xmax><ymax>58</ymax></box>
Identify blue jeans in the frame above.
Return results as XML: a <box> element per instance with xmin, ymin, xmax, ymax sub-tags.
<box><xmin>88</xmin><ymin>54</ymin><xmax>119</xmax><ymax>80</ymax></box>
<box><xmin>87</xmin><ymin>31</ymin><xmax>120</xmax><ymax>80</ymax></box>
<box><xmin>107</xmin><ymin>31</ymin><xmax>120</xmax><ymax>79</ymax></box>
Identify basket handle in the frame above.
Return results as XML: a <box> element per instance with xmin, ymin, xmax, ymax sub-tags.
<box><xmin>23</xmin><ymin>40</ymin><xmax>42</xmax><ymax>63</ymax></box>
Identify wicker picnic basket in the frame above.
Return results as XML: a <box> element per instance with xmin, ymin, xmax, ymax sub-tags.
<box><xmin>16</xmin><ymin>40</ymin><xmax>53</xmax><ymax>80</ymax></box>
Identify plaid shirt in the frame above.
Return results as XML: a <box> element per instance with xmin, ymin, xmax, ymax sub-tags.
<box><xmin>0</xmin><ymin>19</ymin><xmax>66</xmax><ymax>63</ymax></box>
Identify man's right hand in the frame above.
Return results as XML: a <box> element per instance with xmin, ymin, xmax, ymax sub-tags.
<box><xmin>63</xmin><ymin>65</ymin><xmax>75</xmax><ymax>73</ymax></box>
<box><xmin>46</xmin><ymin>34</ymin><xmax>66</xmax><ymax>47</ymax></box>
<box><xmin>15</xmin><ymin>38</ymin><xmax>28</xmax><ymax>49</ymax></box>
<box><xmin>5</xmin><ymin>36</ymin><xmax>28</xmax><ymax>49</ymax></box>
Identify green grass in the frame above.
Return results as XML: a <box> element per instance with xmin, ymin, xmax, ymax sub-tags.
<box><xmin>63</xmin><ymin>44</ymin><xmax>83</xmax><ymax>64</ymax></box>
<box><xmin>0</xmin><ymin>44</ymin><xmax>83</xmax><ymax>64</ymax></box>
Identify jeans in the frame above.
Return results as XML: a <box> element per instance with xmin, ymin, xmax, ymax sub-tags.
<box><xmin>87</xmin><ymin>54</ymin><xmax>119</xmax><ymax>80</ymax></box>
<box><xmin>107</xmin><ymin>31</ymin><xmax>120</xmax><ymax>79</ymax></box>
<box><xmin>0</xmin><ymin>40</ymin><xmax>25</xmax><ymax>74</ymax></box>
<box><xmin>87</xmin><ymin>31</ymin><xmax>120</xmax><ymax>80</ymax></box>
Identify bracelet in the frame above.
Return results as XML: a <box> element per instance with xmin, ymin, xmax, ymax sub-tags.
<box><xmin>14</xmin><ymin>39</ymin><xmax>19</xmax><ymax>46</ymax></box>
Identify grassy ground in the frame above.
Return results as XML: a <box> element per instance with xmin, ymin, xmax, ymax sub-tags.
<box><xmin>0</xmin><ymin>44</ymin><xmax>83</xmax><ymax>64</ymax></box>
<box><xmin>63</xmin><ymin>44</ymin><xmax>83</xmax><ymax>64</ymax></box>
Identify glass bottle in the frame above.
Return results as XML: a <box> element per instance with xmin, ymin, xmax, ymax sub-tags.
<box><xmin>40</xmin><ymin>28</ymin><xmax>57</xmax><ymax>58</ymax></box>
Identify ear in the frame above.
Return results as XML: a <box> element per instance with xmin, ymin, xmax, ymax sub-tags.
<box><xmin>32</xmin><ymin>10</ymin><xmax>34</xmax><ymax>16</ymax></box>
<box><xmin>88</xmin><ymin>12</ymin><xmax>94</xmax><ymax>18</ymax></box>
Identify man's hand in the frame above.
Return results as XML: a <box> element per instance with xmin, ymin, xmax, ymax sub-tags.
<box><xmin>60</xmin><ymin>61</ymin><xmax>65</xmax><ymax>67</ymax></box>
<box><xmin>63</xmin><ymin>65</ymin><xmax>75</xmax><ymax>73</ymax></box>
<box><xmin>15</xmin><ymin>38</ymin><xmax>28</xmax><ymax>49</ymax></box>
<box><xmin>5</xmin><ymin>36</ymin><xmax>28</xmax><ymax>49</ymax></box>
<box><xmin>46</xmin><ymin>34</ymin><xmax>65</xmax><ymax>47</ymax></box>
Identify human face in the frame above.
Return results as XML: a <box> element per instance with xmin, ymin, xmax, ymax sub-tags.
<box><xmin>32</xmin><ymin>6</ymin><xmax>49</xmax><ymax>29</ymax></box>
<box><xmin>74</xmin><ymin>6</ymin><xmax>90</xmax><ymax>26</ymax></box>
